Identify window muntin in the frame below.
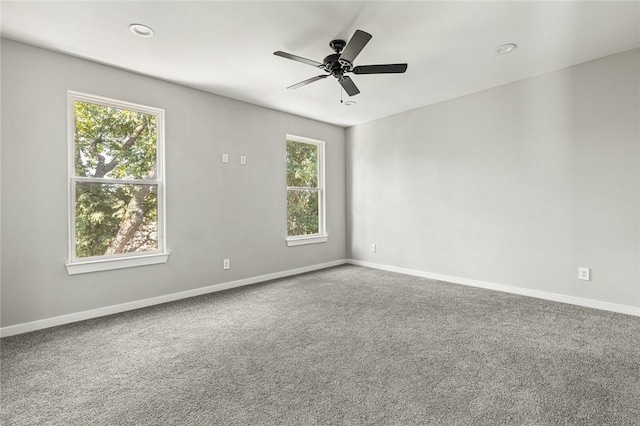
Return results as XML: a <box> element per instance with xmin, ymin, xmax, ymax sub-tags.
<box><xmin>68</xmin><ymin>92</ymin><xmax>165</xmax><ymax>267</ymax></box>
<box><xmin>286</xmin><ymin>135</ymin><xmax>326</xmax><ymax>242</ymax></box>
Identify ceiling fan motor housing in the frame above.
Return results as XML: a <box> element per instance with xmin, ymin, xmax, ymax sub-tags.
<box><xmin>328</xmin><ymin>39</ymin><xmax>353</xmax><ymax>73</ymax></box>
<box><xmin>323</xmin><ymin>53</ymin><xmax>349</xmax><ymax>76</ymax></box>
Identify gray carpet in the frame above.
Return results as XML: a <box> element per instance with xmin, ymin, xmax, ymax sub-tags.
<box><xmin>1</xmin><ymin>265</ymin><xmax>639</xmax><ymax>425</ymax></box>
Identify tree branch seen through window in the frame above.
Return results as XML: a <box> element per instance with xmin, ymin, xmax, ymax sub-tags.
<box><xmin>286</xmin><ymin>137</ymin><xmax>324</xmax><ymax>238</ymax></box>
<box><xmin>72</xmin><ymin>97</ymin><xmax>162</xmax><ymax>259</ymax></box>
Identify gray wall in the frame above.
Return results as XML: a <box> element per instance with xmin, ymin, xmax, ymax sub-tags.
<box><xmin>347</xmin><ymin>49</ymin><xmax>640</xmax><ymax>308</ymax></box>
<box><xmin>1</xmin><ymin>39</ymin><xmax>347</xmax><ymax>327</ymax></box>
<box><xmin>2</xmin><ymin>39</ymin><xmax>638</xmax><ymax>329</ymax></box>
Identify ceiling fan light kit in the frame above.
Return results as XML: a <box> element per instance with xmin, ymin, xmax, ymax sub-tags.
<box><xmin>274</xmin><ymin>29</ymin><xmax>408</xmax><ymax>97</ymax></box>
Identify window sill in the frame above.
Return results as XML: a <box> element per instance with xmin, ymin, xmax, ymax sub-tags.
<box><xmin>286</xmin><ymin>235</ymin><xmax>328</xmax><ymax>247</ymax></box>
<box><xmin>66</xmin><ymin>253</ymin><xmax>170</xmax><ymax>275</ymax></box>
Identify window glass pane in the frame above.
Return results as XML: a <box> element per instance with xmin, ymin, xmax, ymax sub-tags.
<box><xmin>74</xmin><ymin>101</ymin><xmax>157</xmax><ymax>180</ymax></box>
<box><xmin>286</xmin><ymin>140</ymin><xmax>318</xmax><ymax>188</ymax></box>
<box><xmin>287</xmin><ymin>189</ymin><xmax>319</xmax><ymax>236</ymax></box>
<box><xmin>75</xmin><ymin>182</ymin><xmax>158</xmax><ymax>258</ymax></box>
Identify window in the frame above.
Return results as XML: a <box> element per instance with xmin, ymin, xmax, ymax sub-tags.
<box><xmin>286</xmin><ymin>134</ymin><xmax>327</xmax><ymax>246</ymax></box>
<box><xmin>66</xmin><ymin>92</ymin><xmax>168</xmax><ymax>274</ymax></box>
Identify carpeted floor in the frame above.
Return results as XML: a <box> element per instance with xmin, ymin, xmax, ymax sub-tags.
<box><xmin>1</xmin><ymin>265</ymin><xmax>639</xmax><ymax>425</ymax></box>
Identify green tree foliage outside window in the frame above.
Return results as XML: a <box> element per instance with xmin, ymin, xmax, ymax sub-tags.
<box><xmin>287</xmin><ymin>140</ymin><xmax>321</xmax><ymax>237</ymax></box>
<box><xmin>73</xmin><ymin>99</ymin><xmax>160</xmax><ymax>258</ymax></box>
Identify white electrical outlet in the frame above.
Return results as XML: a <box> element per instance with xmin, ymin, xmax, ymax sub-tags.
<box><xmin>578</xmin><ymin>267</ymin><xmax>590</xmax><ymax>281</ymax></box>
<box><xmin>222</xmin><ymin>153</ymin><xmax>229</xmax><ymax>163</ymax></box>
<box><xmin>240</xmin><ymin>155</ymin><xmax>247</xmax><ymax>165</ymax></box>
<box><xmin>223</xmin><ymin>259</ymin><xmax>230</xmax><ymax>270</ymax></box>
<box><xmin>371</xmin><ymin>243</ymin><xmax>376</xmax><ymax>253</ymax></box>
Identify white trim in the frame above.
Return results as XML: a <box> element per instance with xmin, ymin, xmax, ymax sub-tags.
<box><xmin>67</xmin><ymin>91</ymin><xmax>167</xmax><ymax>268</ymax></box>
<box><xmin>67</xmin><ymin>95</ymin><xmax>76</xmax><ymax>262</ymax></box>
<box><xmin>286</xmin><ymin>234</ymin><xmax>329</xmax><ymax>246</ymax></box>
<box><xmin>286</xmin><ymin>134</ymin><xmax>326</xmax><ymax>239</ymax></box>
<box><xmin>285</xmin><ymin>134</ymin><xmax>325</xmax><ymax>146</ymax></box>
<box><xmin>0</xmin><ymin>259</ymin><xmax>347</xmax><ymax>337</ymax></box>
<box><xmin>347</xmin><ymin>259</ymin><xmax>640</xmax><ymax>317</ymax></box>
<box><xmin>287</xmin><ymin>186</ymin><xmax>321</xmax><ymax>191</ymax></box>
<box><xmin>66</xmin><ymin>252</ymin><xmax>170</xmax><ymax>275</ymax></box>
<box><xmin>9</xmin><ymin>258</ymin><xmax>635</xmax><ymax>338</ymax></box>
<box><xmin>73</xmin><ymin>177</ymin><xmax>160</xmax><ymax>185</ymax></box>
<box><xmin>67</xmin><ymin>91</ymin><xmax>163</xmax><ymax>115</ymax></box>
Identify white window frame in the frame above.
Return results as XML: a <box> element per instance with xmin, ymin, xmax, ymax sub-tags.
<box><xmin>286</xmin><ymin>134</ymin><xmax>328</xmax><ymax>247</ymax></box>
<box><xmin>66</xmin><ymin>91</ymin><xmax>168</xmax><ymax>274</ymax></box>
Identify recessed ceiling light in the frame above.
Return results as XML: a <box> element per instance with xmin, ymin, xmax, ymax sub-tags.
<box><xmin>129</xmin><ymin>23</ymin><xmax>154</xmax><ymax>38</ymax></box>
<box><xmin>343</xmin><ymin>101</ymin><xmax>356</xmax><ymax>106</ymax></box>
<box><xmin>496</xmin><ymin>43</ymin><xmax>517</xmax><ymax>55</ymax></box>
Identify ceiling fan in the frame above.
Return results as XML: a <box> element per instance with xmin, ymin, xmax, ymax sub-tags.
<box><xmin>274</xmin><ymin>30</ymin><xmax>408</xmax><ymax>97</ymax></box>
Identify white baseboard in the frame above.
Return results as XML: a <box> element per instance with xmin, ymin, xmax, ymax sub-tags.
<box><xmin>347</xmin><ymin>259</ymin><xmax>640</xmax><ymax>317</ymax></box>
<box><xmin>0</xmin><ymin>259</ymin><xmax>347</xmax><ymax>338</ymax></box>
<box><xmin>4</xmin><ymin>258</ymin><xmax>636</xmax><ymax>338</ymax></box>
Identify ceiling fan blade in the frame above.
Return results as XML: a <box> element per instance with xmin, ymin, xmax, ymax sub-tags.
<box><xmin>287</xmin><ymin>74</ymin><xmax>329</xmax><ymax>90</ymax></box>
<box><xmin>338</xmin><ymin>30</ymin><xmax>372</xmax><ymax>64</ymax></box>
<box><xmin>274</xmin><ymin>51</ymin><xmax>324</xmax><ymax>68</ymax></box>
<box><xmin>353</xmin><ymin>64</ymin><xmax>408</xmax><ymax>74</ymax></box>
<box><xmin>339</xmin><ymin>76</ymin><xmax>360</xmax><ymax>96</ymax></box>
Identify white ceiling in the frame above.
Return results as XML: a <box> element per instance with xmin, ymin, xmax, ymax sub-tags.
<box><xmin>2</xmin><ymin>1</ymin><xmax>639</xmax><ymax>127</ymax></box>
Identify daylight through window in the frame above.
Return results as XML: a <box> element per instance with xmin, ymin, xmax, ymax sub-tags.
<box><xmin>286</xmin><ymin>135</ymin><xmax>327</xmax><ymax>246</ymax></box>
<box><xmin>67</xmin><ymin>92</ymin><xmax>166</xmax><ymax>272</ymax></box>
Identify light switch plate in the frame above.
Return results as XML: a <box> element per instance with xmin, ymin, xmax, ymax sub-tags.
<box><xmin>578</xmin><ymin>267</ymin><xmax>590</xmax><ymax>281</ymax></box>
